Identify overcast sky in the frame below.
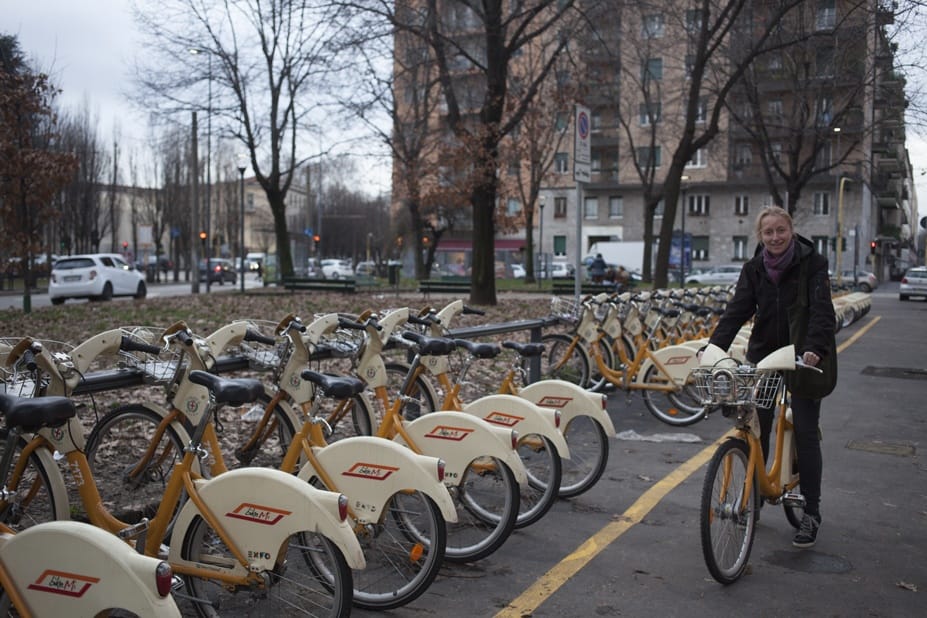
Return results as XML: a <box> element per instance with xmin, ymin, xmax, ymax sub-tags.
<box><xmin>5</xmin><ymin>3</ymin><xmax>925</xmax><ymax>227</ymax></box>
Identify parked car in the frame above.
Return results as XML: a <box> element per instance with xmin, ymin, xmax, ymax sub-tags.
<box><xmin>899</xmin><ymin>266</ymin><xmax>927</xmax><ymax>301</ymax></box>
<box><xmin>135</xmin><ymin>255</ymin><xmax>173</xmax><ymax>276</ymax></box>
<box><xmin>833</xmin><ymin>269</ymin><xmax>878</xmax><ymax>293</ymax></box>
<box><xmin>685</xmin><ymin>264</ymin><xmax>743</xmax><ymax>286</ymax></box>
<box><xmin>199</xmin><ymin>258</ymin><xmax>237</xmax><ymax>285</ymax></box>
<box><xmin>321</xmin><ymin>258</ymin><xmax>354</xmax><ymax>279</ymax></box>
<box><xmin>306</xmin><ymin>257</ymin><xmax>324</xmax><ymax>278</ymax></box>
<box><xmin>511</xmin><ymin>263</ymin><xmax>526</xmax><ymax>279</ymax></box>
<box><xmin>355</xmin><ymin>261</ymin><xmax>378</xmax><ymax>277</ymax></box>
<box><xmin>49</xmin><ymin>253</ymin><xmax>147</xmax><ymax>305</ymax></box>
<box><xmin>540</xmin><ymin>262</ymin><xmax>575</xmax><ymax>279</ymax></box>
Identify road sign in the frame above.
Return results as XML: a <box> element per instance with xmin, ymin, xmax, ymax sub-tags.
<box><xmin>574</xmin><ymin>104</ymin><xmax>591</xmax><ymax>183</ymax></box>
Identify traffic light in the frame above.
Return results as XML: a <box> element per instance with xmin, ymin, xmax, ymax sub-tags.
<box><xmin>122</xmin><ymin>241</ymin><xmax>128</xmax><ymax>250</ymax></box>
<box><xmin>870</xmin><ymin>240</ymin><xmax>876</xmax><ymax>255</ymax></box>
<box><xmin>199</xmin><ymin>231</ymin><xmax>207</xmax><ymax>241</ymax></box>
<box><xmin>313</xmin><ymin>234</ymin><xmax>320</xmax><ymax>243</ymax></box>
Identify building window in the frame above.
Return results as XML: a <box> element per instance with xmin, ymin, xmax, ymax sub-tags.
<box><xmin>506</xmin><ymin>198</ymin><xmax>521</xmax><ymax>216</ymax></box>
<box><xmin>642</xmin><ymin>14</ymin><xmax>665</xmax><ymax>38</ymax></box>
<box><xmin>584</xmin><ymin>196</ymin><xmax>599</xmax><ymax>219</ymax></box>
<box><xmin>817</xmin><ymin>96</ymin><xmax>832</xmax><ymax>126</ymax></box>
<box><xmin>591</xmin><ymin>109</ymin><xmax>603</xmax><ymax>132</ymax></box>
<box><xmin>688</xmin><ymin>194</ymin><xmax>710</xmax><ymax>216</ymax></box>
<box><xmin>812</xmin><ymin>235</ymin><xmax>829</xmax><ymax>259</ymax></box>
<box><xmin>686</xmin><ymin>148</ymin><xmax>707</xmax><ymax>168</ymax></box>
<box><xmin>733</xmin><ymin>236</ymin><xmax>749</xmax><ymax>260</ymax></box>
<box><xmin>554</xmin><ymin>196</ymin><xmax>567</xmax><ymax>218</ymax></box>
<box><xmin>554</xmin><ymin>152</ymin><xmax>569</xmax><ymax>173</ymax></box>
<box><xmin>555</xmin><ymin>112</ymin><xmax>568</xmax><ymax>132</ymax></box>
<box><xmin>771</xmin><ymin>143</ymin><xmax>782</xmax><ymax>162</ymax></box>
<box><xmin>813</xmin><ymin>192</ymin><xmax>830</xmax><ymax>216</ymax></box>
<box><xmin>685</xmin><ymin>55</ymin><xmax>695</xmax><ymax>79</ymax></box>
<box><xmin>695</xmin><ymin>97</ymin><xmax>707</xmax><ymax>123</ymax></box>
<box><xmin>735</xmin><ymin>194</ymin><xmax>749</xmax><ymax>216</ymax></box>
<box><xmin>636</xmin><ymin>146</ymin><xmax>662</xmax><ymax>168</ymax></box>
<box><xmin>639</xmin><ymin>101</ymin><xmax>661</xmax><ymax>125</ymax></box>
<box><xmin>767</xmin><ymin>99</ymin><xmax>783</xmax><ymax>119</ymax></box>
<box><xmin>685</xmin><ymin>9</ymin><xmax>705</xmax><ymax>32</ymax></box>
<box><xmin>553</xmin><ymin>235</ymin><xmax>567</xmax><ymax>256</ymax></box>
<box><xmin>816</xmin><ymin>46</ymin><xmax>834</xmax><ymax>77</ymax></box>
<box><xmin>692</xmin><ymin>236</ymin><xmax>709</xmax><ymax>261</ymax></box>
<box><xmin>654</xmin><ymin>198</ymin><xmax>665</xmax><ymax>218</ymax></box>
<box><xmin>609</xmin><ymin>196</ymin><xmax>624</xmax><ymax>219</ymax></box>
<box><xmin>768</xmin><ymin>53</ymin><xmax>783</xmax><ymax>71</ymax></box>
<box><xmin>641</xmin><ymin>57</ymin><xmax>663</xmax><ymax>82</ymax></box>
<box><xmin>591</xmin><ymin>152</ymin><xmax>602</xmax><ymax>172</ymax></box>
<box><xmin>735</xmin><ymin>143</ymin><xmax>752</xmax><ymax>166</ymax></box>
<box><xmin>816</xmin><ymin>0</ymin><xmax>836</xmax><ymax>30</ymax></box>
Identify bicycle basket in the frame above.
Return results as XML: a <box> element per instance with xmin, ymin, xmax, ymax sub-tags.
<box><xmin>0</xmin><ymin>338</ymin><xmax>73</xmax><ymax>397</ymax></box>
<box><xmin>690</xmin><ymin>367</ymin><xmax>782</xmax><ymax>408</ymax></box>
<box><xmin>118</xmin><ymin>326</ymin><xmax>181</xmax><ymax>384</ymax></box>
<box><xmin>233</xmin><ymin>320</ymin><xmax>287</xmax><ymax>371</ymax></box>
<box><xmin>550</xmin><ymin>296</ymin><xmax>580</xmax><ymax>323</ymax></box>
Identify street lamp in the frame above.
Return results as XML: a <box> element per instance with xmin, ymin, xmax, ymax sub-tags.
<box><xmin>836</xmin><ymin>176</ymin><xmax>852</xmax><ymax>285</ymax></box>
<box><xmin>189</xmin><ymin>47</ymin><xmax>213</xmax><ymax>292</ymax></box>
<box><xmin>238</xmin><ymin>155</ymin><xmax>247</xmax><ymax>293</ymax></box>
<box><xmin>537</xmin><ymin>196</ymin><xmax>546</xmax><ymax>287</ymax></box>
<box><xmin>680</xmin><ymin>175</ymin><xmax>690</xmax><ymax>286</ymax></box>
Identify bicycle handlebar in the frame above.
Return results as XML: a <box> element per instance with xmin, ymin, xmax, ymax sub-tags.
<box><xmin>119</xmin><ymin>335</ymin><xmax>163</xmax><ymax>356</ymax></box>
<box><xmin>244</xmin><ymin>328</ymin><xmax>277</xmax><ymax>346</ymax></box>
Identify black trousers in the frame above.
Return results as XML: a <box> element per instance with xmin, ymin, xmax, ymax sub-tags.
<box><xmin>757</xmin><ymin>396</ymin><xmax>822</xmax><ymax>515</ymax></box>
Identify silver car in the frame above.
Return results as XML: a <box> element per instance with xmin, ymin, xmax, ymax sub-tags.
<box><xmin>49</xmin><ymin>253</ymin><xmax>147</xmax><ymax>305</ymax></box>
<box><xmin>899</xmin><ymin>266</ymin><xmax>927</xmax><ymax>301</ymax></box>
<box><xmin>684</xmin><ymin>264</ymin><xmax>743</xmax><ymax>286</ymax></box>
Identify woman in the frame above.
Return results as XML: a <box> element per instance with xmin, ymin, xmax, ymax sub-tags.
<box><xmin>706</xmin><ymin>206</ymin><xmax>836</xmax><ymax>548</ymax></box>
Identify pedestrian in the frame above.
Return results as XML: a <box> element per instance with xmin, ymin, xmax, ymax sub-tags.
<box><xmin>589</xmin><ymin>253</ymin><xmax>607</xmax><ymax>283</ymax></box>
<box><xmin>615</xmin><ymin>266</ymin><xmax>630</xmax><ymax>291</ymax></box>
<box><xmin>703</xmin><ymin>205</ymin><xmax>837</xmax><ymax>548</ymax></box>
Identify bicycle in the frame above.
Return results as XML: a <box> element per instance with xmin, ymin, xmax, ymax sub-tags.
<box><xmin>2</xmin><ymin>336</ymin><xmax>364</xmax><ymax>618</ymax></box>
<box><xmin>83</xmin><ymin>318</ymin><xmax>456</xmax><ymax>612</ymax></box>
<box><xmin>692</xmin><ymin>343</ymin><xmax>822</xmax><ymax>584</ymax></box>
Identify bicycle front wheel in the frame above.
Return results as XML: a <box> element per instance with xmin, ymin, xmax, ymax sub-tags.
<box><xmin>538</xmin><ymin>334</ymin><xmax>590</xmax><ymax>388</ymax></box>
<box><xmin>640</xmin><ymin>364</ymin><xmax>707</xmax><ymax>426</ymax></box>
<box><xmin>84</xmin><ymin>404</ymin><xmax>188</xmax><ymax>526</ymax></box>
<box><xmin>351</xmin><ymin>490</ymin><xmax>446</xmax><ymax>611</ymax></box>
<box><xmin>0</xmin><ymin>435</ymin><xmax>67</xmax><ymax>530</ymax></box>
<box><xmin>558</xmin><ymin>414</ymin><xmax>609</xmax><ymax>498</ymax></box>
<box><xmin>180</xmin><ymin>516</ymin><xmax>352</xmax><ymax>617</ymax></box>
<box><xmin>515</xmin><ymin>434</ymin><xmax>561</xmax><ymax>528</ymax></box>
<box><xmin>700</xmin><ymin>438</ymin><xmax>757</xmax><ymax>584</ymax></box>
<box><xmin>445</xmin><ymin>457</ymin><xmax>520</xmax><ymax>563</ymax></box>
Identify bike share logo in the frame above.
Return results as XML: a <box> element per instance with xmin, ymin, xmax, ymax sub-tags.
<box><xmin>185</xmin><ymin>398</ymin><xmax>200</xmax><ymax>414</ymax></box>
<box><xmin>227</xmin><ymin>503</ymin><xmax>292</xmax><ymax>525</ymax></box>
<box><xmin>29</xmin><ymin>569</ymin><xmax>99</xmax><ymax>598</ymax></box>
<box><xmin>425</xmin><ymin>425</ymin><xmax>474</xmax><ymax>442</ymax></box>
<box><xmin>535</xmin><ymin>396</ymin><xmax>572</xmax><ymax>409</ymax></box>
<box><xmin>344</xmin><ymin>462</ymin><xmax>399</xmax><ymax>481</ymax></box>
<box><xmin>483</xmin><ymin>411</ymin><xmax>524</xmax><ymax>428</ymax></box>
<box><xmin>664</xmin><ymin>355</ymin><xmax>692</xmax><ymax>366</ymax></box>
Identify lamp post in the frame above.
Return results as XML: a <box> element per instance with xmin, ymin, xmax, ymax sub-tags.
<box><xmin>679</xmin><ymin>175</ymin><xmax>690</xmax><ymax>286</ymax></box>
<box><xmin>836</xmin><ymin>176</ymin><xmax>852</xmax><ymax>285</ymax></box>
<box><xmin>537</xmin><ymin>196</ymin><xmax>546</xmax><ymax>288</ymax></box>
<box><xmin>238</xmin><ymin>156</ymin><xmax>247</xmax><ymax>293</ymax></box>
<box><xmin>189</xmin><ymin>48</ymin><xmax>213</xmax><ymax>292</ymax></box>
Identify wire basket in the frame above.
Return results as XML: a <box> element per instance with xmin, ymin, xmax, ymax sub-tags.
<box><xmin>690</xmin><ymin>367</ymin><xmax>783</xmax><ymax>408</ymax></box>
<box><xmin>0</xmin><ymin>338</ymin><xmax>73</xmax><ymax>397</ymax></box>
<box><xmin>118</xmin><ymin>326</ymin><xmax>181</xmax><ymax>384</ymax></box>
<box><xmin>550</xmin><ymin>296</ymin><xmax>580</xmax><ymax>323</ymax></box>
<box><xmin>0</xmin><ymin>367</ymin><xmax>40</xmax><ymax>397</ymax></box>
<box><xmin>233</xmin><ymin>320</ymin><xmax>287</xmax><ymax>371</ymax></box>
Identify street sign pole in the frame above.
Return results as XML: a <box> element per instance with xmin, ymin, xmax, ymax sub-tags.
<box><xmin>574</xmin><ymin>104</ymin><xmax>591</xmax><ymax>300</ymax></box>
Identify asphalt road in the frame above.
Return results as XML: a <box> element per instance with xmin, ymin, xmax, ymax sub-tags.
<box><xmin>352</xmin><ymin>282</ymin><xmax>925</xmax><ymax>618</ymax></box>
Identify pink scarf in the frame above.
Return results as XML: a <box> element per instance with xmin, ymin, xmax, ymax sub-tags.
<box><xmin>763</xmin><ymin>238</ymin><xmax>795</xmax><ymax>285</ymax></box>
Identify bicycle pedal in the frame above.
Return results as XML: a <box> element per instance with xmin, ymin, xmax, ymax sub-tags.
<box><xmin>782</xmin><ymin>492</ymin><xmax>806</xmax><ymax>508</ymax></box>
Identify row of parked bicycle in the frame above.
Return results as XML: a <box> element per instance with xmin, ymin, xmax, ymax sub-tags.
<box><xmin>0</xmin><ymin>285</ymin><xmax>872</xmax><ymax>616</ymax></box>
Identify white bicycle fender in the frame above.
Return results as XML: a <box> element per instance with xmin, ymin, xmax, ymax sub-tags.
<box><xmin>638</xmin><ymin>344</ymin><xmax>699</xmax><ymax>385</ymax></box>
<box><xmin>1</xmin><ymin>521</ymin><xmax>181</xmax><ymax>617</ymax></box>
<box><xmin>399</xmin><ymin>411</ymin><xmax>529</xmax><ymax>487</ymax></box>
<box><xmin>169</xmin><ymin>467</ymin><xmax>365</xmax><ymax>571</ymax></box>
<box><xmin>459</xmin><ymin>394</ymin><xmax>570</xmax><ymax>459</ymax></box>
<box><xmin>297</xmin><ymin>436</ymin><xmax>457</xmax><ymax>523</ymax></box>
<box><xmin>205</xmin><ymin>320</ymin><xmax>253</xmax><ymax>357</ymax></box>
<box><xmin>519</xmin><ymin>380</ymin><xmax>616</xmax><ymax>438</ymax></box>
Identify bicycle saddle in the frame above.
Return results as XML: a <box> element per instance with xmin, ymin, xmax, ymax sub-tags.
<box><xmin>0</xmin><ymin>393</ymin><xmax>76</xmax><ymax>432</ymax></box>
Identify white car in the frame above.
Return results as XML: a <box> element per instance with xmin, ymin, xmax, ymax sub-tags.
<box><xmin>511</xmin><ymin>263</ymin><xmax>526</xmax><ymax>278</ymax></box>
<box><xmin>321</xmin><ymin>258</ymin><xmax>354</xmax><ymax>279</ymax></box>
<box><xmin>49</xmin><ymin>253</ymin><xmax>147</xmax><ymax>305</ymax></box>
<box><xmin>685</xmin><ymin>264</ymin><xmax>743</xmax><ymax>286</ymax></box>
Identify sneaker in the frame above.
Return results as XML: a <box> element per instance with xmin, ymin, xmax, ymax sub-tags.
<box><xmin>792</xmin><ymin>513</ymin><xmax>821</xmax><ymax>548</ymax></box>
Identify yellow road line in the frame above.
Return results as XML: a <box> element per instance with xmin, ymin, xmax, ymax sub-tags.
<box><xmin>496</xmin><ymin>316</ymin><xmax>877</xmax><ymax>618</ymax></box>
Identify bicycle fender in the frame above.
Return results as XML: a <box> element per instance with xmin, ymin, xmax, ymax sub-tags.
<box><xmin>639</xmin><ymin>344</ymin><xmax>699</xmax><ymax>385</ymax></box>
<box><xmin>205</xmin><ymin>320</ymin><xmax>253</xmax><ymax>357</ymax></box>
<box><xmin>1</xmin><ymin>521</ymin><xmax>181</xmax><ymax>617</ymax></box>
<box><xmin>519</xmin><ymin>381</ymin><xmax>616</xmax><ymax>438</ymax></box>
<box><xmin>17</xmin><ymin>440</ymin><xmax>71</xmax><ymax>521</ymax></box>
<box><xmin>459</xmin><ymin>394</ymin><xmax>570</xmax><ymax>459</ymax></box>
<box><xmin>399</xmin><ymin>411</ymin><xmax>528</xmax><ymax>487</ymax></box>
<box><xmin>169</xmin><ymin>467</ymin><xmax>365</xmax><ymax>571</ymax></box>
<box><xmin>297</xmin><ymin>436</ymin><xmax>457</xmax><ymax>523</ymax></box>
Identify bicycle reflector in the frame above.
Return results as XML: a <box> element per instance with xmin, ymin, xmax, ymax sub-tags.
<box><xmin>711</xmin><ymin>369</ymin><xmax>737</xmax><ymax>403</ymax></box>
<box><xmin>338</xmin><ymin>494</ymin><xmax>349</xmax><ymax>521</ymax></box>
<box><xmin>155</xmin><ymin>561</ymin><xmax>173</xmax><ymax>597</ymax></box>
<box><xmin>510</xmin><ymin>430</ymin><xmax>519</xmax><ymax>450</ymax></box>
<box><xmin>437</xmin><ymin>459</ymin><xmax>446</xmax><ymax>482</ymax></box>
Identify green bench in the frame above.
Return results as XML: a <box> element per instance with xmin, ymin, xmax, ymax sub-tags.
<box><xmin>281</xmin><ymin>277</ymin><xmax>356</xmax><ymax>293</ymax></box>
<box><xmin>419</xmin><ymin>277</ymin><xmax>471</xmax><ymax>297</ymax></box>
<box><xmin>551</xmin><ymin>281</ymin><xmax>618</xmax><ymax>296</ymax></box>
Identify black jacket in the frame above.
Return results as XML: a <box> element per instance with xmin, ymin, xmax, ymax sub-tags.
<box><xmin>708</xmin><ymin>235</ymin><xmax>836</xmax><ymax>364</ymax></box>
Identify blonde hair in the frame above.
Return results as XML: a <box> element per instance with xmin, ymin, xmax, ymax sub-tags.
<box><xmin>754</xmin><ymin>206</ymin><xmax>793</xmax><ymax>244</ymax></box>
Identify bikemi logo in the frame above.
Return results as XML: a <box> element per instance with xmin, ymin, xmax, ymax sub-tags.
<box><xmin>483</xmin><ymin>411</ymin><xmax>525</xmax><ymax>428</ymax></box>
<box><xmin>536</xmin><ymin>395</ymin><xmax>573</xmax><ymax>409</ymax></box>
<box><xmin>664</xmin><ymin>354</ymin><xmax>693</xmax><ymax>365</ymax></box>
<box><xmin>425</xmin><ymin>425</ymin><xmax>474</xmax><ymax>442</ymax></box>
<box><xmin>29</xmin><ymin>569</ymin><xmax>100</xmax><ymax>598</ymax></box>
<box><xmin>344</xmin><ymin>462</ymin><xmax>400</xmax><ymax>481</ymax></box>
<box><xmin>227</xmin><ymin>503</ymin><xmax>292</xmax><ymax>525</ymax></box>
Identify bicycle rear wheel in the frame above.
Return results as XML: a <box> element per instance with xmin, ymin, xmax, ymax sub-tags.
<box><xmin>350</xmin><ymin>491</ymin><xmax>446</xmax><ymax>611</ymax></box>
<box><xmin>515</xmin><ymin>434</ymin><xmax>561</xmax><ymax>528</ymax></box>
<box><xmin>0</xmin><ymin>435</ymin><xmax>67</xmax><ymax>530</ymax></box>
<box><xmin>700</xmin><ymin>438</ymin><xmax>757</xmax><ymax>584</ymax></box>
<box><xmin>558</xmin><ymin>415</ymin><xmax>609</xmax><ymax>498</ymax></box>
<box><xmin>538</xmin><ymin>334</ymin><xmax>590</xmax><ymax>388</ymax></box>
<box><xmin>640</xmin><ymin>364</ymin><xmax>706</xmax><ymax>426</ymax></box>
<box><xmin>180</xmin><ymin>515</ymin><xmax>352</xmax><ymax>617</ymax></box>
<box><xmin>445</xmin><ymin>457</ymin><xmax>520</xmax><ymax>563</ymax></box>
